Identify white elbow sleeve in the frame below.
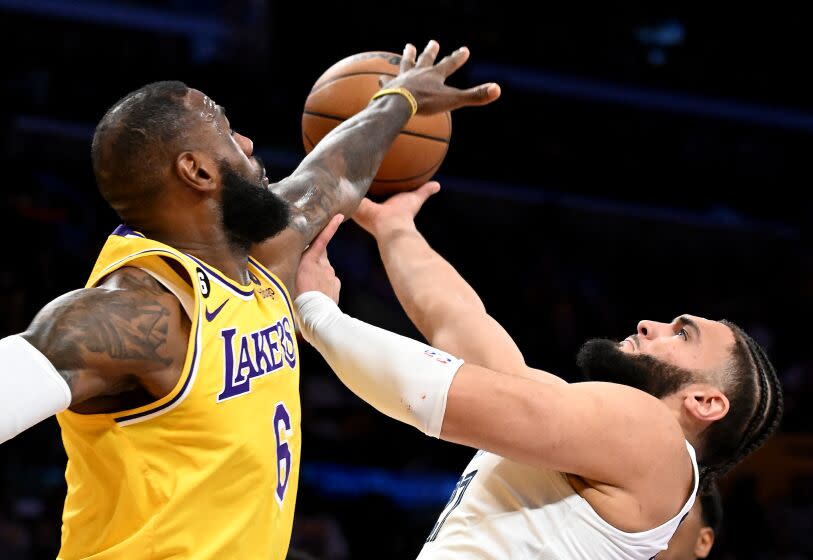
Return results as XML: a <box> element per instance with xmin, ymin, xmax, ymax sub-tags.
<box><xmin>295</xmin><ymin>291</ymin><xmax>463</xmax><ymax>437</ymax></box>
<box><xmin>0</xmin><ymin>335</ymin><xmax>72</xmax><ymax>443</ymax></box>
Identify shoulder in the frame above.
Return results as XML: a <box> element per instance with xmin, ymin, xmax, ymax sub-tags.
<box><xmin>95</xmin><ymin>266</ymin><xmax>188</xmax><ymax>317</ymax></box>
<box><xmin>29</xmin><ymin>267</ymin><xmax>183</xmax><ymax>330</ymax></box>
<box><xmin>99</xmin><ymin>265</ymin><xmax>177</xmax><ymax>293</ymax></box>
<box><xmin>22</xmin><ymin>267</ymin><xmax>189</xmax><ymax>403</ymax></box>
<box><xmin>572</xmin><ymin>382</ymin><xmax>695</xmax><ymax>528</ymax></box>
<box><xmin>580</xmin><ymin>381</ymin><xmax>688</xmax><ymax>458</ymax></box>
<box><xmin>562</xmin><ymin>382</ymin><xmax>690</xmax><ymax>487</ymax></box>
<box><xmin>587</xmin><ymin>382</ymin><xmax>693</xmax><ymax>505</ymax></box>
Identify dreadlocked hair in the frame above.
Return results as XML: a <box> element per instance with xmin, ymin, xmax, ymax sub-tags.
<box><xmin>696</xmin><ymin>320</ymin><xmax>783</xmax><ymax>491</ymax></box>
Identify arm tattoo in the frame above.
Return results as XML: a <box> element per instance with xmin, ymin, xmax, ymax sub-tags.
<box><xmin>23</xmin><ymin>269</ymin><xmax>177</xmax><ymax>389</ymax></box>
<box><xmin>54</xmin><ymin>294</ymin><xmax>172</xmax><ymax>367</ymax></box>
<box><xmin>274</xmin><ymin>95</ymin><xmax>412</xmax><ymax>243</ymax></box>
<box><xmin>275</xmin><ymin>164</ymin><xmax>352</xmax><ymax>243</ymax></box>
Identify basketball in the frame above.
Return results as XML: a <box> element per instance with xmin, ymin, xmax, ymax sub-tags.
<box><xmin>302</xmin><ymin>51</ymin><xmax>452</xmax><ymax>196</ymax></box>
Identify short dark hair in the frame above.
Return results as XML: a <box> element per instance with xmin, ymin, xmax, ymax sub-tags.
<box><xmin>697</xmin><ymin>320</ymin><xmax>783</xmax><ymax>491</ymax></box>
<box><xmin>698</xmin><ymin>483</ymin><xmax>723</xmax><ymax>534</ymax></box>
<box><xmin>91</xmin><ymin>81</ymin><xmax>191</xmax><ymax>214</ymax></box>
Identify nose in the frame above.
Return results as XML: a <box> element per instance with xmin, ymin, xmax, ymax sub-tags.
<box><xmin>234</xmin><ymin>132</ymin><xmax>254</xmax><ymax>157</ymax></box>
<box><xmin>637</xmin><ymin>319</ymin><xmax>668</xmax><ymax>339</ymax></box>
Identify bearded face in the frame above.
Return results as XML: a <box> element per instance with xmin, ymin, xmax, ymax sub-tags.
<box><xmin>219</xmin><ymin>160</ymin><xmax>290</xmax><ymax>249</ymax></box>
<box><xmin>576</xmin><ymin>338</ymin><xmax>694</xmax><ymax>398</ymax></box>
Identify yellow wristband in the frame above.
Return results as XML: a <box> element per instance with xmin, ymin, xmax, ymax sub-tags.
<box><xmin>371</xmin><ymin>87</ymin><xmax>418</xmax><ymax>118</ymax></box>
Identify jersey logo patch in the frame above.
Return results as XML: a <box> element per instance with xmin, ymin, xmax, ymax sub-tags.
<box><xmin>205</xmin><ymin>299</ymin><xmax>229</xmax><ymax>322</ymax></box>
<box><xmin>196</xmin><ymin>267</ymin><xmax>211</xmax><ymax>298</ymax></box>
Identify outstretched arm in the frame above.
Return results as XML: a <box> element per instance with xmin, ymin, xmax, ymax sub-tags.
<box><xmin>353</xmin><ymin>183</ymin><xmax>560</xmax><ymax>382</ymax></box>
<box><xmin>295</xmin><ymin>290</ymin><xmax>691</xmax><ymax>529</ymax></box>
<box><xmin>252</xmin><ymin>41</ymin><xmax>500</xmax><ymax>287</ymax></box>
<box><xmin>294</xmin><ymin>224</ymin><xmax>691</xmax><ymax>529</ymax></box>
<box><xmin>1</xmin><ymin>267</ymin><xmax>188</xmax><ymax>442</ymax></box>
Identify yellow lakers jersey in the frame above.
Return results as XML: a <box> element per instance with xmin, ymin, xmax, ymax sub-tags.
<box><xmin>57</xmin><ymin>225</ymin><xmax>301</xmax><ymax>559</ymax></box>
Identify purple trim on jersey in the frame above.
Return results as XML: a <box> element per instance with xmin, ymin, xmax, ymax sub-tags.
<box><xmin>111</xmin><ymin>224</ymin><xmax>145</xmax><ymax>238</ymax></box>
<box><xmin>114</xmin><ymin>314</ymin><xmax>200</xmax><ymax>424</ymax></box>
<box><xmin>185</xmin><ymin>254</ymin><xmax>256</xmax><ymax>297</ymax></box>
<box><xmin>248</xmin><ymin>257</ymin><xmax>294</xmax><ymax>318</ymax></box>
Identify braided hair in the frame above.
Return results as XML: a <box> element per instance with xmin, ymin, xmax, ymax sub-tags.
<box><xmin>697</xmin><ymin>320</ymin><xmax>784</xmax><ymax>491</ymax></box>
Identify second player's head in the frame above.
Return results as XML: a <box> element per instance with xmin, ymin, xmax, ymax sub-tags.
<box><xmin>91</xmin><ymin>81</ymin><xmax>290</xmax><ymax>248</ymax></box>
<box><xmin>657</xmin><ymin>484</ymin><xmax>723</xmax><ymax>559</ymax></box>
<box><xmin>576</xmin><ymin>315</ymin><xmax>783</xmax><ymax>488</ymax></box>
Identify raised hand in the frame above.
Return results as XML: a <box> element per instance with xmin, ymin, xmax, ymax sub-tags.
<box><xmin>353</xmin><ymin>182</ymin><xmax>440</xmax><ymax>239</ymax></box>
<box><xmin>385</xmin><ymin>40</ymin><xmax>501</xmax><ymax>114</ymax></box>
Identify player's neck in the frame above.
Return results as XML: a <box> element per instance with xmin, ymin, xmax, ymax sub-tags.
<box><xmin>674</xmin><ymin>412</ymin><xmax>704</xmax><ymax>454</ymax></box>
<box><xmin>184</xmin><ymin>242</ymin><xmax>252</xmax><ymax>285</ymax></box>
<box><xmin>661</xmin><ymin>393</ymin><xmax>704</xmax><ymax>452</ymax></box>
<box><xmin>137</xmin><ymin>219</ymin><xmax>253</xmax><ymax>285</ymax></box>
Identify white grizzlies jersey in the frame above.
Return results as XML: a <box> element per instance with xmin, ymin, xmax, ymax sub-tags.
<box><xmin>417</xmin><ymin>442</ymin><xmax>698</xmax><ymax>560</ymax></box>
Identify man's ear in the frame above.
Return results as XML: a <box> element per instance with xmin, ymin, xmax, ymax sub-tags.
<box><xmin>683</xmin><ymin>384</ymin><xmax>730</xmax><ymax>423</ymax></box>
<box><xmin>176</xmin><ymin>152</ymin><xmax>218</xmax><ymax>192</ymax></box>
<box><xmin>694</xmin><ymin>526</ymin><xmax>715</xmax><ymax>558</ymax></box>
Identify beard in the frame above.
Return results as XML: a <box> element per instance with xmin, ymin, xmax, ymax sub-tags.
<box><xmin>576</xmin><ymin>338</ymin><xmax>693</xmax><ymax>399</ymax></box>
<box><xmin>219</xmin><ymin>160</ymin><xmax>290</xmax><ymax>249</ymax></box>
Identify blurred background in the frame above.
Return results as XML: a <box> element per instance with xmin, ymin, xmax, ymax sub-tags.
<box><xmin>0</xmin><ymin>2</ymin><xmax>811</xmax><ymax>559</ymax></box>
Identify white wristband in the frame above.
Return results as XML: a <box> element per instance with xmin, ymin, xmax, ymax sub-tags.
<box><xmin>295</xmin><ymin>291</ymin><xmax>463</xmax><ymax>437</ymax></box>
<box><xmin>0</xmin><ymin>335</ymin><xmax>72</xmax><ymax>443</ymax></box>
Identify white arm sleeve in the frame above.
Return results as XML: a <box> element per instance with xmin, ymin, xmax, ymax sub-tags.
<box><xmin>295</xmin><ymin>291</ymin><xmax>463</xmax><ymax>437</ymax></box>
<box><xmin>0</xmin><ymin>335</ymin><xmax>72</xmax><ymax>444</ymax></box>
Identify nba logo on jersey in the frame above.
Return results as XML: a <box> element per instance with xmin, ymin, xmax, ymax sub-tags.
<box><xmin>424</xmin><ymin>349</ymin><xmax>454</xmax><ymax>365</ymax></box>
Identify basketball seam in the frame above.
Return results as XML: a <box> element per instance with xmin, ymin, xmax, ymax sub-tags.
<box><xmin>310</xmin><ymin>71</ymin><xmax>398</xmax><ymax>94</ymax></box>
<box><xmin>302</xmin><ymin>110</ymin><xmax>450</xmax><ymax>143</ymax></box>
<box><xmin>374</xmin><ymin>143</ymin><xmax>449</xmax><ymax>183</ymax></box>
<box><xmin>303</xmin><ymin>130</ymin><xmax>315</xmax><ymax>150</ymax></box>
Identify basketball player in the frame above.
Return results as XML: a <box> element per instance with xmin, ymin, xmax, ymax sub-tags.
<box><xmin>658</xmin><ymin>484</ymin><xmax>723</xmax><ymax>559</ymax></box>
<box><xmin>0</xmin><ymin>42</ymin><xmax>500</xmax><ymax>559</ymax></box>
<box><xmin>293</xmin><ymin>182</ymin><xmax>783</xmax><ymax>559</ymax></box>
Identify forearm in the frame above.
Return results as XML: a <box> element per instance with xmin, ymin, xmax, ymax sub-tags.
<box><xmin>377</xmin><ymin>225</ymin><xmax>485</xmax><ymax>342</ymax></box>
<box><xmin>374</xmin><ymin>224</ymin><xmax>531</xmax><ymax>374</ymax></box>
<box><xmin>295</xmin><ymin>291</ymin><xmax>462</xmax><ymax>437</ymax></box>
<box><xmin>275</xmin><ymin>95</ymin><xmax>413</xmax><ymax>244</ymax></box>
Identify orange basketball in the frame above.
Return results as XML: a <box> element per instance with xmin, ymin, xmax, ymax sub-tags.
<box><xmin>302</xmin><ymin>51</ymin><xmax>452</xmax><ymax>196</ymax></box>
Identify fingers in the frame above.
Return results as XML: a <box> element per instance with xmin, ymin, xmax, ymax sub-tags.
<box><xmin>306</xmin><ymin>213</ymin><xmax>344</xmax><ymax>257</ymax></box>
<box><xmin>458</xmin><ymin>83</ymin><xmax>502</xmax><ymax>107</ymax></box>
<box><xmin>400</xmin><ymin>43</ymin><xmax>416</xmax><ymax>73</ymax></box>
<box><xmin>435</xmin><ymin>46</ymin><xmax>470</xmax><ymax>78</ymax></box>
<box><xmin>415</xmin><ymin>39</ymin><xmax>440</xmax><ymax>68</ymax></box>
<box><xmin>415</xmin><ymin>181</ymin><xmax>441</xmax><ymax>204</ymax></box>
